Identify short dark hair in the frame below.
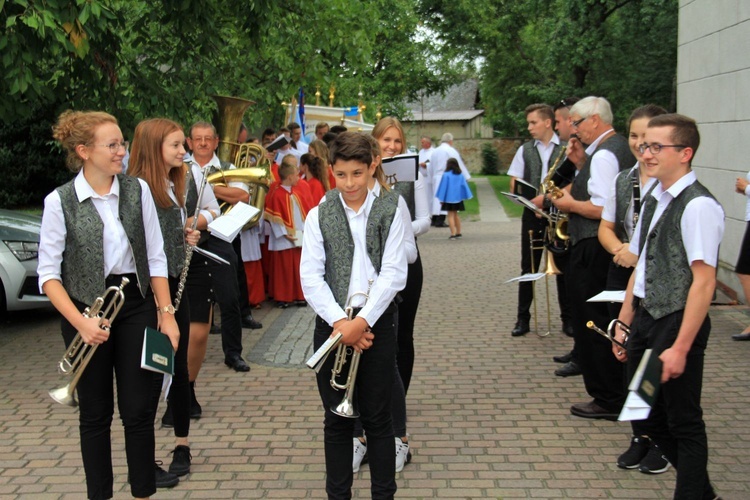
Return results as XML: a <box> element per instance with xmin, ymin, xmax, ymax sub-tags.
<box><xmin>262</xmin><ymin>128</ymin><xmax>275</xmax><ymax>138</ymax></box>
<box><xmin>553</xmin><ymin>97</ymin><xmax>580</xmax><ymax>112</ymax></box>
<box><xmin>328</xmin><ymin>132</ymin><xmax>372</xmax><ymax>167</ymax></box>
<box><xmin>287</xmin><ymin>122</ymin><xmax>301</xmax><ymax>131</ymax></box>
<box><xmin>648</xmin><ymin>113</ymin><xmax>700</xmax><ymax>164</ymax></box>
<box><xmin>446</xmin><ymin>158</ymin><xmax>461</xmax><ymax>175</ymax></box>
<box><xmin>330</xmin><ymin>125</ymin><xmax>348</xmax><ymax>134</ymax></box>
<box><xmin>322</xmin><ymin>131</ymin><xmax>338</xmax><ymax>145</ymax></box>
<box><xmin>525</xmin><ymin>103</ymin><xmax>554</xmax><ymax>122</ymax></box>
<box><xmin>628</xmin><ymin>104</ymin><xmax>668</xmax><ymax>131</ymax></box>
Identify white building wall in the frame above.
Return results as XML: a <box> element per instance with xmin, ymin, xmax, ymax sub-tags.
<box><xmin>678</xmin><ymin>0</ymin><xmax>750</xmax><ymax>300</ymax></box>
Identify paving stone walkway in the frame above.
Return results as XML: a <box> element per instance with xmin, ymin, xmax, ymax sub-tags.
<box><xmin>1</xmin><ymin>180</ymin><xmax>749</xmax><ymax>499</ymax></box>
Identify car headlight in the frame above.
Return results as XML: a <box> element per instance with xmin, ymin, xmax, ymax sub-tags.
<box><xmin>4</xmin><ymin>241</ymin><xmax>39</xmax><ymax>261</ymax></box>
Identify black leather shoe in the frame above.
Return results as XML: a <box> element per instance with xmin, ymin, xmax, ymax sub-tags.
<box><xmin>732</xmin><ymin>332</ymin><xmax>750</xmax><ymax>341</ymax></box>
<box><xmin>554</xmin><ymin>360</ymin><xmax>582</xmax><ymax>377</ymax></box>
<box><xmin>225</xmin><ymin>357</ymin><xmax>250</xmax><ymax>372</ymax></box>
<box><xmin>511</xmin><ymin>321</ymin><xmax>530</xmax><ymax>337</ymax></box>
<box><xmin>570</xmin><ymin>400</ymin><xmax>618</xmax><ymax>421</ymax></box>
<box><xmin>562</xmin><ymin>323</ymin><xmax>574</xmax><ymax>337</ymax></box>
<box><xmin>241</xmin><ymin>315</ymin><xmax>263</xmax><ymax>329</ymax></box>
<box><xmin>552</xmin><ymin>351</ymin><xmax>573</xmax><ymax>364</ymax></box>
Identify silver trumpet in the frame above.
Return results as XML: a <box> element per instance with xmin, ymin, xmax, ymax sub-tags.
<box><xmin>586</xmin><ymin>319</ymin><xmax>630</xmax><ymax>355</ymax></box>
<box><xmin>329</xmin><ymin>280</ymin><xmax>374</xmax><ymax>419</ymax></box>
<box><xmin>48</xmin><ymin>277</ymin><xmax>129</xmax><ymax>407</ymax></box>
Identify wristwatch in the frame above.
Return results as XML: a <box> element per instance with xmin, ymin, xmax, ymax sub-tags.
<box><xmin>159</xmin><ymin>304</ymin><xmax>176</xmax><ymax>315</ymax></box>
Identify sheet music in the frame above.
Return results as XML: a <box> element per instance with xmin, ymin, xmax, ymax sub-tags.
<box><xmin>587</xmin><ymin>290</ymin><xmax>626</xmax><ymax>303</ymax></box>
<box><xmin>504</xmin><ymin>272</ymin><xmax>546</xmax><ymax>284</ymax></box>
<box><xmin>381</xmin><ymin>154</ymin><xmax>418</xmax><ymax>183</ymax></box>
<box><xmin>208</xmin><ymin>202</ymin><xmax>260</xmax><ymax>243</ymax></box>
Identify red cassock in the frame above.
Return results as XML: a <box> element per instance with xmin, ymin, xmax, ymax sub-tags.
<box><xmin>306</xmin><ymin>177</ymin><xmax>326</xmax><ymax>206</ymax></box>
<box><xmin>264</xmin><ymin>183</ymin><xmax>307</xmax><ymax>303</ymax></box>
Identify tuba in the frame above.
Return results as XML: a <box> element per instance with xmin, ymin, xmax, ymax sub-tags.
<box><xmin>207</xmin><ymin>95</ymin><xmax>271</xmax><ymax>229</ymax></box>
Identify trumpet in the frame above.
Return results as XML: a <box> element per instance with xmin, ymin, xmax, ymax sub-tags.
<box><xmin>329</xmin><ymin>280</ymin><xmax>374</xmax><ymax>419</ymax></box>
<box><xmin>586</xmin><ymin>319</ymin><xmax>630</xmax><ymax>355</ymax></box>
<box><xmin>48</xmin><ymin>278</ymin><xmax>129</xmax><ymax>407</ymax></box>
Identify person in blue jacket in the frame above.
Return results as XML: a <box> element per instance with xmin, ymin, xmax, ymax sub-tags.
<box><xmin>436</xmin><ymin>157</ymin><xmax>473</xmax><ymax>239</ymax></box>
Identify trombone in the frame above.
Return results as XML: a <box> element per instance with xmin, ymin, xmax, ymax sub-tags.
<box><xmin>329</xmin><ymin>280</ymin><xmax>373</xmax><ymax>419</ymax></box>
<box><xmin>529</xmin><ymin>230</ymin><xmax>561</xmax><ymax>337</ymax></box>
<box><xmin>48</xmin><ymin>277</ymin><xmax>129</xmax><ymax>407</ymax></box>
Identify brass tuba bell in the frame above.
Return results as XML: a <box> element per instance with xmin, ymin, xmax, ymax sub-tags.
<box><xmin>208</xmin><ymin>95</ymin><xmax>271</xmax><ymax>229</ymax></box>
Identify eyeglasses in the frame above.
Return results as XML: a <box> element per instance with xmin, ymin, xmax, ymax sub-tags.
<box><xmin>93</xmin><ymin>141</ymin><xmax>129</xmax><ymax>154</ymax></box>
<box><xmin>190</xmin><ymin>136</ymin><xmax>216</xmax><ymax>143</ymax></box>
<box><xmin>638</xmin><ymin>143</ymin><xmax>687</xmax><ymax>155</ymax></box>
<box><xmin>571</xmin><ymin>117</ymin><xmax>586</xmax><ymax>128</ymax></box>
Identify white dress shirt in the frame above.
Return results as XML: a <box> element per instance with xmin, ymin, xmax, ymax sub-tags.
<box><xmin>629</xmin><ymin>171</ymin><xmax>724</xmax><ymax>299</ymax></box>
<box><xmin>584</xmin><ymin>129</ymin><xmax>620</xmax><ymax>207</ymax></box>
<box><xmin>300</xmin><ymin>188</ymin><xmax>407</xmax><ymax>327</ymax></box>
<box><xmin>38</xmin><ymin>172</ymin><xmax>168</xmax><ymax>291</ymax></box>
<box><xmin>507</xmin><ymin>134</ymin><xmax>561</xmax><ymax>182</ymax></box>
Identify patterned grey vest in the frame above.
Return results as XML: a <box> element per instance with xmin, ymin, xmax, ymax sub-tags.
<box><xmin>318</xmin><ymin>189</ymin><xmax>399</xmax><ymax>308</ymax></box>
<box><xmin>391</xmin><ymin>182</ymin><xmax>415</xmax><ymax>221</ymax></box>
<box><xmin>569</xmin><ymin>133</ymin><xmax>634</xmax><ymax>245</ymax></box>
<box><xmin>637</xmin><ymin>180</ymin><xmax>717</xmax><ymax>319</ymax></box>
<box><xmin>521</xmin><ymin>140</ymin><xmax>563</xmax><ymax>189</ymax></box>
<box><xmin>613</xmin><ymin>165</ymin><xmax>640</xmax><ymax>243</ymax></box>
<box><xmin>154</xmin><ymin>197</ymin><xmax>185</xmax><ymax>279</ymax></box>
<box><xmin>57</xmin><ymin>174</ymin><xmax>150</xmax><ymax>304</ymax></box>
<box><xmin>184</xmin><ymin>166</ymin><xmax>210</xmax><ymax>247</ymax></box>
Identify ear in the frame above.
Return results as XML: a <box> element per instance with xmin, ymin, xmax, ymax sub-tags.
<box><xmin>682</xmin><ymin>147</ymin><xmax>694</xmax><ymax>165</ymax></box>
<box><xmin>370</xmin><ymin>157</ymin><xmax>380</xmax><ymax>173</ymax></box>
<box><xmin>74</xmin><ymin>143</ymin><xmax>89</xmax><ymax>161</ymax></box>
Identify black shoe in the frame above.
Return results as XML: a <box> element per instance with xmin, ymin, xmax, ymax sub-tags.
<box><xmin>209</xmin><ymin>323</ymin><xmax>221</xmax><ymax>335</ymax></box>
<box><xmin>189</xmin><ymin>382</ymin><xmax>202</xmax><ymax>419</ymax></box>
<box><xmin>241</xmin><ymin>314</ymin><xmax>263</xmax><ymax>329</ymax></box>
<box><xmin>617</xmin><ymin>436</ymin><xmax>651</xmax><ymax>469</ymax></box>
<box><xmin>552</xmin><ymin>351</ymin><xmax>573</xmax><ymax>364</ymax></box>
<box><xmin>169</xmin><ymin>445</ymin><xmax>192</xmax><ymax>476</ymax></box>
<box><xmin>225</xmin><ymin>356</ymin><xmax>250</xmax><ymax>372</ymax></box>
<box><xmin>155</xmin><ymin>461</ymin><xmax>179</xmax><ymax>488</ymax></box>
<box><xmin>294</xmin><ymin>300</ymin><xmax>307</xmax><ymax>307</ymax></box>
<box><xmin>732</xmin><ymin>332</ymin><xmax>750</xmax><ymax>341</ymax></box>
<box><xmin>562</xmin><ymin>322</ymin><xmax>574</xmax><ymax>337</ymax></box>
<box><xmin>161</xmin><ymin>403</ymin><xmax>174</xmax><ymax>429</ymax></box>
<box><xmin>554</xmin><ymin>360</ymin><xmax>582</xmax><ymax>377</ymax></box>
<box><xmin>511</xmin><ymin>321</ymin><xmax>530</xmax><ymax>337</ymax></box>
<box><xmin>436</xmin><ymin>222</ymin><xmax>449</xmax><ymax>228</ymax></box>
<box><xmin>276</xmin><ymin>301</ymin><xmax>290</xmax><ymax>309</ymax></box>
<box><xmin>570</xmin><ymin>401</ymin><xmax>618</xmax><ymax>421</ymax></box>
<box><xmin>638</xmin><ymin>444</ymin><xmax>671</xmax><ymax>474</ymax></box>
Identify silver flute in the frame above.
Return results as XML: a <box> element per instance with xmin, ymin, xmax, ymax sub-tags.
<box><xmin>174</xmin><ymin>164</ymin><xmax>211</xmax><ymax>311</ymax></box>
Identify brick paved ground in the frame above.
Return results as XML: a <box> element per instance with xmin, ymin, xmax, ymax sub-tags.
<box><xmin>1</xmin><ymin>179</ymin><xmax>749</xmax><ymax>499</ymax></box>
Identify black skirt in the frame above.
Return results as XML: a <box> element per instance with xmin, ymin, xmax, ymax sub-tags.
<box><xmin>441</xmin><ymin>201</ymin><xmax>465</xmax><ymax>212</ymax></box>
<box><xmin>736</xmin><ymin>221</ymin><xmax>750</xmax><ymax>274</ymax></box>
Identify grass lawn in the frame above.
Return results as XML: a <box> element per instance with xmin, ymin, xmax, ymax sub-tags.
<box><xmin>459</xmin><ymin>175</ymin><xmax>524</xmax><ymax>221</ymax></box>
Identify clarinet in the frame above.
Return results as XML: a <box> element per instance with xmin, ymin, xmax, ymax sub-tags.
<box><xmin>631</xmin><ymin>168</ymin><xmax>641</xmax><ymax>229</ymax></box>
<box><xmin>174</xmin><ymin>164</ymin><xmax>211</xmax><ymax>311</ymax></box>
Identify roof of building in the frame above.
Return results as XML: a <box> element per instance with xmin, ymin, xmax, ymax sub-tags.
<box><xmin>405</xmin><ymin>79</ymin><xmax>480</xmax><ymax>112</ymax></box>
<box><xmin>403</xmin><ymin>109</ymin><xmax>485</xmax><ymax>122</ymax></box>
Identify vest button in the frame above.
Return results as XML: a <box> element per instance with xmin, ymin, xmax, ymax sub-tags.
<box><xmin>647</xmin><ymin>255</ymin><xmax>654</xmax><ymax>261</ymax></box>
<box><xmin>646</xmin><ymin>278</ymin><xmax>653</xmax><ymax>284</ymax></box>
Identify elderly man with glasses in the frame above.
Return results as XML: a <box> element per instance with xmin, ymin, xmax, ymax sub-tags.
<box><xmin>549</xmin><ymin>96</ymin><xmax>635</xmax><ymax>420</ymax></box>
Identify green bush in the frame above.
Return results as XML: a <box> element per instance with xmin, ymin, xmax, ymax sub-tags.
<box><xmin>481</xmin><ymin>142</ymin><xmax>500</xmax><ymax>175</ymax></box>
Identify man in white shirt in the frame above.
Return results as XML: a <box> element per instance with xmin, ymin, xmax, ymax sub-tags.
<box><xmin>427</xmin><ymin>132</ymin><xmax>470</xmax><ymax>227</ymax></box>
<box><xmin>288</xmin><ymin>122</ymin><xmax>309</xmax><ymax>154</ymax></box>
<box><xmin>615</xmin><ymin>114</ymin><xmax>723</xmax><ymax>500</ymax></box>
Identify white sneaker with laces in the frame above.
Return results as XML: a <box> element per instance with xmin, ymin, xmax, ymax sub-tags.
<box><xmin>395</xmin><ymin>437</ymin><xmax>411</xmax><ymax>473</ymax></box>
<box><xmin>352</xmin><ymin>438</ymin><xmax>367</xmax><ymax>473</ymax></box>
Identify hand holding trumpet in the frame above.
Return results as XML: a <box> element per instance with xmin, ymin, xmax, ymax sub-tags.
<box><xmin>332</xmin><ymin>316</ymin><xmax>373</xmax><ymax>352</ymax></box>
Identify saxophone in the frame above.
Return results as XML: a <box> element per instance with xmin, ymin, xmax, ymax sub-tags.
<box><xmin>541</xmin><ymin>146</ymin><xmax>569</xmax><ymax>244</ymax></box>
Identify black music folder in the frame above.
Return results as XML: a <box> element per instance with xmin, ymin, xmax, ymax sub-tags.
<box><xmin>513</xmin><ymin>178</ymin><xmax>538</xmax><ymax>199</ymax></box>
<box><xmin>266</xmin><ymin>134</ymin><xmax>290</xmax><ymax>152</ymax></box>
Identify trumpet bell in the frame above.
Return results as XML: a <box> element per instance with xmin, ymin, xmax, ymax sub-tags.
<box><xmin>49</xmin><ymin>383</ymin><xmax>78</xmax><ymax>407</ymax></box>
<box><xmin>332</xmin><ymin>397</ymin><xmax>359</xmax><ymax>419</ymax></box>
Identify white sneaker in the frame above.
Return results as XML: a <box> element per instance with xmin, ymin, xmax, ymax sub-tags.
<box><xmin>352</xmin><ymin>438</ymin><xmax>367</xmax><ymax>473</ymax></box>
<box><xmin>395</xmin><ymin>437</ymin><xmax>411</xmax><ymax>473</ymax></box>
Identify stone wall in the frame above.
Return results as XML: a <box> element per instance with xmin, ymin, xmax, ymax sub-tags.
<box><xmin>451</xmin><ymin>138</ymin><xmax>524</xmax><ymax>174</ymax></box>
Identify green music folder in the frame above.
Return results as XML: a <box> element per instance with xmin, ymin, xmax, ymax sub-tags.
<box><xmin>141</xmin><ymin>327</ymin><xmax>175</xmax><ymax>375</ymax></box>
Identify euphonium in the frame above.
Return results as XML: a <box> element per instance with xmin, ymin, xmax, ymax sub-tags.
<box><xmin>330</xmin><ymin>280</ymin><xmax>374</xmax><ymax>419</ymax></box>
<box><xmin>208</xmin><ymin>95</ymin><xmax>271</xmax><ymax>229</ymax></box>
<box><xmin>48</xmin><ymin>278</ymin><xmax>129</xmax><ymax>407</ymax></box>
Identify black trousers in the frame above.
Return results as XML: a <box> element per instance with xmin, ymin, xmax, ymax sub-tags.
<box><xmin>154</xmin><ymin>275</ymin><xmax>191</xmax><ymax>438</ymax></box>
<box><xmin>314</xmin><ymin>308</ymin><xmax>398</xmax><ymax>500</ymax></box>
<box><xmin>517</xmin><ymin>211</ymin><xmax>571</xmax><ymax>325</ymax></box>
<box><xmin>567</xmin><ymin>238</ymin><xmax>625</xmax><ymax>412</ymax></box>
<box><xmin>61</xmin><ymin>275</ymin><xmax>158</xmax><ymax>500</ymax></box>
<box><xmin>397</xmin><ymin>251</ymin><xmax>423</xmax><ymax>394</ymax></box>
<box><xmin>628</xmin><ymin>306</ymin><xmax>715</xmax><ymax>500</ymax></box>
<box><xmin>232</xmin><ymin>234</ymin><xmax>251</xmax><ymax>312</ymax></box>
<box><xmin>206</xmin><ymin>236</ymin><xmax>244</xmax><ymax>360</ymax></box>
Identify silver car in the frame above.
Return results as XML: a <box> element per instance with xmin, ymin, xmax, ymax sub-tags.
<box><xmin>0</xmin><ymin>209</ymin><xmax>51</xmax><ymax>313</ymax></box>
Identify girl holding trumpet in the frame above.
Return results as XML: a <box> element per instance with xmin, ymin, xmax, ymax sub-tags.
<box><xmin>128</xmin><ymin>118</ymin><xmax>201</xmax><ymax>479</ymax></box>
<box><xmin>39</xmin><ymin>110</ymin><xmax>179</xmax><ymax>499</ymax></box>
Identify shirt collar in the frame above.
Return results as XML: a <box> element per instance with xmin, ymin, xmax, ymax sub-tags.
<box><xmin>649</xmin><ymin>170</ymin><xmax>697</xmax><ymax>202</ymax></box>
<box><xmin>534</xmin><ymin>133</ymin><xmax>560</xmax><ymax>149</ymax></box>
<box><xmin>339</xmin><ymin>187</ymin><xmax>376</xmax><ymax>216</ymax></box>
<box><xmin>187</xmin><ymin>152</ymin><xmax>221</xmax><ymax>169</ymax></box>
<box><xmin>75</xmin><ymin>170</ymin><xmax>119</xmax><ymax>202</ymax></box>
<box><xmin>585</xmin><ymin>128</ymin><xmax>615</xmax><ymax>155</ymax></box>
